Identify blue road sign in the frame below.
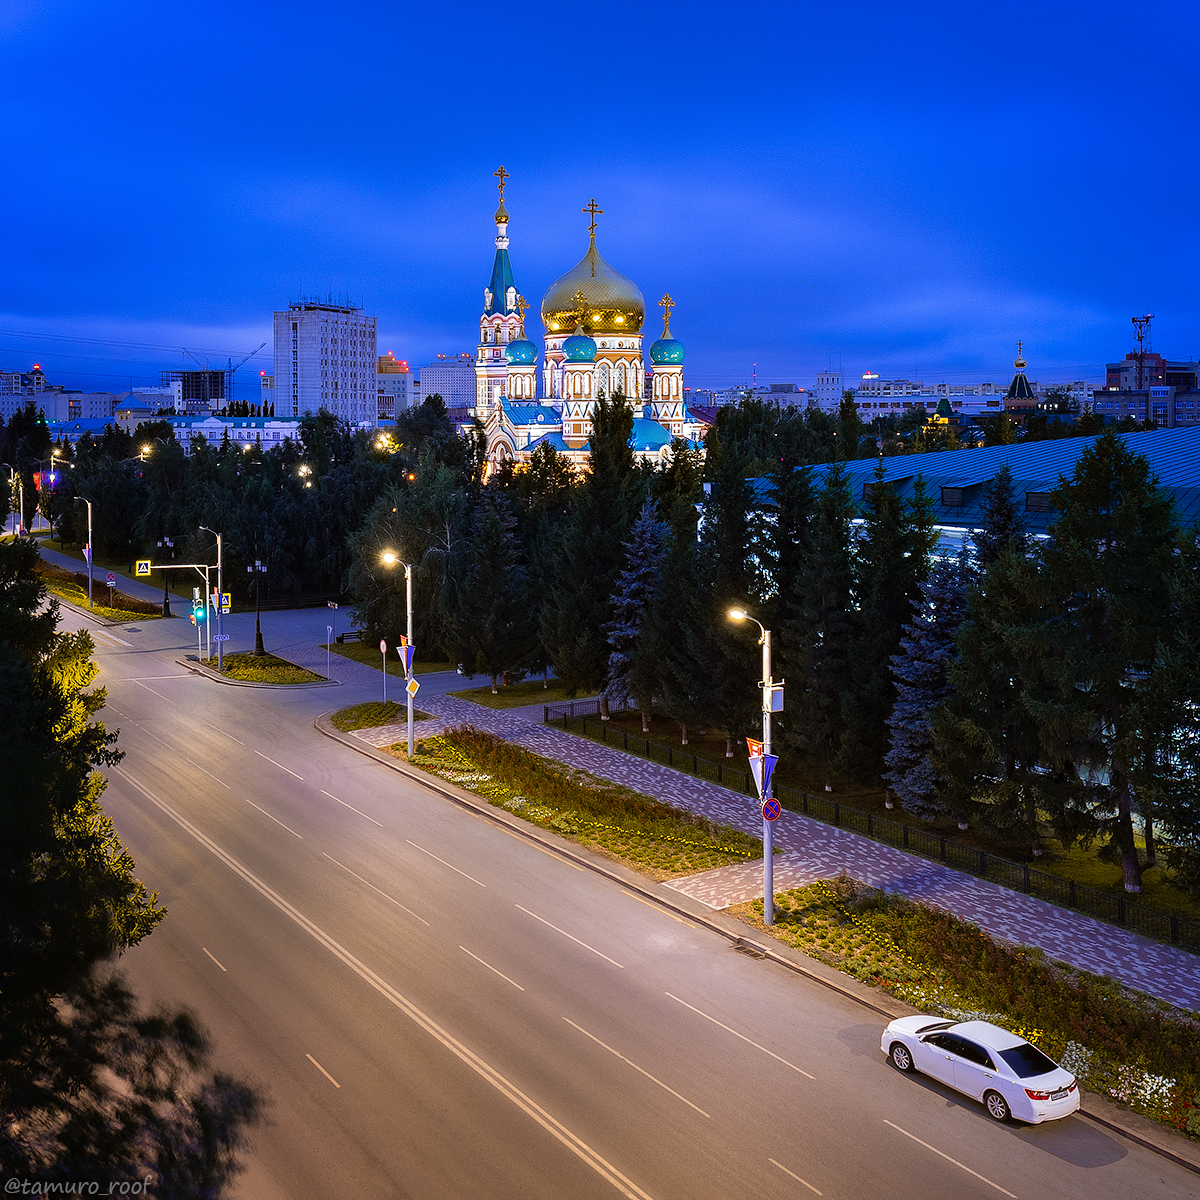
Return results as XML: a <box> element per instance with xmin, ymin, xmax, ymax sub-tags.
<box><xmin>763</xmin><ymin>798</ymin><xmax>781</xmax><ymax>822</ymax></box>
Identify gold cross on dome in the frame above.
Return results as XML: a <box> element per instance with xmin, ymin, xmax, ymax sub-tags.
<box><xmin>494</xmin><ymin>165</ymin><xmax>509</xmax><ymax>198</ymax></box>
<box><xmin>659</xmin><ymin>293</ymin><xmax>675</xmax><ymax>336</ymax></box>
<box><xmin>582</xmin><ymin>198</ymin><xmax>602</xmax><ymax>237</ymax></box>
<box><xmin>516</xmin><ymin>294</ymin><xmax>529</xmax><ymax>336</ymax></box>
<box><xmin>572</xmin><ymin>289</ymin><xmax>590</xmax><ymax>327</ymax></box>
<box><xmin>1017</xmin><ymin>338</ymin><xmax>1023</xmax><ymax>358</ymax></box>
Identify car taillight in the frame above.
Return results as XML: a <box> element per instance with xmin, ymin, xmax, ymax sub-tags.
<box><xmin>1068</xmin><ymin>1080</ymin><xmax>1077</xmax><ymax>1093</ymax></box>
<box><xmin>1025</xmin><ymin>1088</ymin><xmax>1052</xmax><ymax>1100</ymax></box>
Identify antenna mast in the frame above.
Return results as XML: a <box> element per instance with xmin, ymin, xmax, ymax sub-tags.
<box><xmin>1132</xmin><ymin>313</ymin><xmax>1154</xmax><ymax>390</ymax></box>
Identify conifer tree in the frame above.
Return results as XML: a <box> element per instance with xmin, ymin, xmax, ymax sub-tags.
<box><xmin>1014</xmin><ymin>432</ymin><xmax>1178</xmax><ymax>891</ymax></box>
<box><xmin>452</xmin><ymin>491</ymin><xmax>537</xmax><ymax>692</ymax></box>
<box><xmin>973</xmin><ymin>463</ymin><xmax>1027</xmax><ymax>569</ymax></box>
<box><xmin>782</xmin><ymin>461</ymin><xmax>855</xmax><ymax>788</ymax></box>
<box><xmin>541</xmin><ymin>392</ymin><xmax>639</xmax><ymax>695</ymax></box>
<box><xmin>604</xmin><ymin>499</ymin><xmax>670</xmax><ymax>730</ymax></box>
<box><xmin>883</xmin><ymin>541</ymin><xmax>971</xmax><ymax>818</ymax></box>
<box><xmin>840</xmin><ymin>467</ymin><xmax>937</xmax><ymax>781</ymax></box>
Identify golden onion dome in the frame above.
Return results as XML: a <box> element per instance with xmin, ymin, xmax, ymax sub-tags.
<box><xmin>541</xmin><ymin>236</ymin><xmax>645</xmax><ymax>336</ymax></box>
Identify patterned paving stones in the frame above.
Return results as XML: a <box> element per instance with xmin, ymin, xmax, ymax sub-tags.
<box><xmin>296</xmin><ymin>644</ymin><xmax>1200</xmax><ymax>1013</ymax></box>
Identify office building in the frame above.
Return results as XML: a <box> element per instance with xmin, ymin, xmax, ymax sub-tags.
<box><xmin>417</xmin><ymin>353</ymin><xmax>477</xmax><ymax>410</ymax></box>
<box><xmin>273</xmin><ymin>299</ymin><xmax>378</xmax><ymax>424</ymax></box>
<box><xmin>377</xmin><ymin>353</ymin><xmax>415</xmax><ymax>420</ymax></box>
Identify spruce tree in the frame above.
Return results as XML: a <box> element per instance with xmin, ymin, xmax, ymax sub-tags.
<box><xmin>783</xmin><ymin>461</ymin><xmax>855</xmax><ymax>788</ymax></box>
<box><xmin>1015</xmin><ymin>432</ymin><xmax>1178</xmax><ymax>892</ymax></box>
<box><xmin>840</xmin><ymin>467</ymin><xmax>937</xmax><ymax>781</ymax></box>
<box><xmin>604</xmin><ymin>499</ymin><xmax>670</xmax><ymax>730</ymax></box>
<box><xmin>540</xmin><ymin>392</ymin><xmax>639</xmax><ymax>695</ymax></box>
<box><xmin>973</xmin><ymin>463</ymin><xmax>1027</xmax><ymax>569</ymax></box>
<box><xmin>453</xmin><ymin>492</ymin><xmax>537</xmax><ymax>692</ymax></box>
<box><xmin>883</xmin><ymin>541</ymin><xmax>971</xmax><ymax>819</ymax></box>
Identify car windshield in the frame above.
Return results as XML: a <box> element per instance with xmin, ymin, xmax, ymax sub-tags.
<box><xmin>998</xmin><ymin>1042</ymin><xmax>1059</xmax><ymax>1079</ymax></box>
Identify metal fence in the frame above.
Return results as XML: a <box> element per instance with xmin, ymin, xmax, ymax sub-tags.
<box><xmin>544</xmin><ymin>700</ymin><xmax>1200</xmax><ymax>955</ymax></box>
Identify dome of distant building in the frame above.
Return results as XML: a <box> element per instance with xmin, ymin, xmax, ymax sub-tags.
<box><xmin>562</xmin><ymin>327</ymin><xmax>597</xmax><ymax>363</ymax></box>
<box><xmin>649</xmin><ymin>336</ymin><xmax>685</xmax><ymax>365</ymax></box>
<box><xmin>506</xmin><ymin>338</ymin><xmax>538</xmax><ymax>365</ymax></box>
<box><xmin>541</xmin><ymin>239</ymin><xmax>645</xmax><ymax>336</ymax></box>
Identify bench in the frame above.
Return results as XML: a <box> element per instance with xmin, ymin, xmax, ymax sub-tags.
<box><xmin>335</xmin><ymin>630</ymin><xmax>364</xmax><ymax>644</ymax></box>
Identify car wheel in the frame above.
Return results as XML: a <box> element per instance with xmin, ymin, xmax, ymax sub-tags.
<box><xmin>889</xmin><ymin>1042</ymin><xmax>914</xmax><ymax>1073</ymax></box>
<box><xmin>984</xmin><ymin>1091</ymin><xmax>1011</xmax><ymax>1122</ymax></box>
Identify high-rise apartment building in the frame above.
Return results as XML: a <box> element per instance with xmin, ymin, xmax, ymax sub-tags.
<box><xmin>273</xmin><ymin>300</ymin><xmax>377</xmax><ymax>424</ymax></box>
<box><xmin>417</xmin><ymin>353</ymin><xmax>477</xmax><ymax>411</ymax></box>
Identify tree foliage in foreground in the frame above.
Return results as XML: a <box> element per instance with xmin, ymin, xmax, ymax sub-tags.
<box><xmin>0</xmin><ymin>538</ymin><xmax>263</xmax><ymax>1191</ymax></box>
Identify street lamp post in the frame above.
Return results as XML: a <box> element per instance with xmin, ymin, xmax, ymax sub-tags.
<box><xmin>730</xmin><ymin>606</ymin><xmax>781</xmax><ymax>926</ymax></box>
<box><xmin>78</xmin><ymin>498</ymin><xmax>93</xmax><ymax>608</ymax></box>
<box><xmin>381</xmin><ymin>550</ymin><xmax>416</xmax><ymax>757</ymax></box>
<box><xmin>199</xmin><ymin>526</ymin><xmax>224</xmax><ymax>669</ymax></box>
<box><xmin>3</xmin><ymin>465</ymin><xmax>24</xmax><ymax>538</ymax></box>
<box><xmin>156</xmin><ymin>537</ymin><xmax>174</xmax><ymax>617</ymax></box>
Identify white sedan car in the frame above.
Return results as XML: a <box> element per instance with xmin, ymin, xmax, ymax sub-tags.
<box><xmin>881</xmin><ymin>1016</ymin><xmax>1080</xmax><ymax>1124</ymax></box>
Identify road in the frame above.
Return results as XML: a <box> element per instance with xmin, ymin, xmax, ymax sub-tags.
<box><xmin>78</xmin><ymin>607</ymin><xmax>1198</xmax><ymax>1200</ymax></box>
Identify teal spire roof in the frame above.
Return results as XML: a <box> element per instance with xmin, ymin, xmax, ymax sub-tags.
<box><xmin>506</xmin><ymin>338</ymin><xmax>538</xmax><ymax>365</ymax></box>
<box><xmin>485</xmin><ymin>247</ymin><xmax>519</xmax><ymax>316</ymax></box>
<box><xmin>649</xmin><ymin>337</ymin><xmax>685</xmax><ymax>365</ymax></box>
<box><xmin>562</xmin><ymin>324</ymin><xmax>597</xmax><ymax>363</ymax></box>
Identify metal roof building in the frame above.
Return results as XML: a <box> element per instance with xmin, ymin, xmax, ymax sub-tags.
<box><xmin>796</xmin><ymin>426</ymin><xmax>1200</xmax><ymax>533</ymax></box>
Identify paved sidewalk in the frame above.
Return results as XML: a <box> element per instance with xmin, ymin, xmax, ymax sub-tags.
<box><xmin>266</xmin><ymin>634</ymin><xmax>1200</xmax><ymax>1013</ymax></box>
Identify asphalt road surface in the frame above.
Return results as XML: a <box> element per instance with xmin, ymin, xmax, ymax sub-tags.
<box><xmin>78</xmin><ymin>608</ymin><xmax>1199</xmax><ymax>1200</ymax></box>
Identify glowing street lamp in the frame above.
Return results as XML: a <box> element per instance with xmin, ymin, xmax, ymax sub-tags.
<box><xmin>729</xmin><ymin>606</ymin><xmax>783</xmax><ymax>926</ymax></box>
<box><xmin>381</xmin><ymin>550</ymin><xmax>416</xmax><ymax>757</ymax></box>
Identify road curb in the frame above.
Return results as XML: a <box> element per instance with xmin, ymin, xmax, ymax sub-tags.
<box><xmin>177</xmin><ymin>657</ymin><xmax>340</xmax><ymax>689</ymax></box>
<box><xmin>313</xmin><ymin>710</ymin><xmax>1200</xmax><ymax>1176</ymax></box>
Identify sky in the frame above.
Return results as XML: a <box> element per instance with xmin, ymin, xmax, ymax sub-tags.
<box><xmin>3</xmin><ymin>0</ymin><xmax>1198</xmax><ymax>399</ymax></box>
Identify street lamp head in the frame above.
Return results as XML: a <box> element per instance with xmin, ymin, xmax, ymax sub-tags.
<box><xmin>381</xmin><ymin>550</ymin><xmax>398</xmax><ymax>566</ymax></box>
<box><xmin>728</xmin><ymin>607</ymin><xmax>747</xmax><ymax>621</ymax></box>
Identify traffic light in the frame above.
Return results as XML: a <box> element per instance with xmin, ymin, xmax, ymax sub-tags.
<box><xmin>191</xmin><ymin>587</ymin><xmax>206</xmax><ymax>623</ymax></box>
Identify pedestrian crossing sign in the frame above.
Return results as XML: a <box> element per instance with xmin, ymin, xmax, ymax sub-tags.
<box><xmin>135</xmin><ymin>560</ymin><xmax>151</xmax><ymax>576</ymax></box>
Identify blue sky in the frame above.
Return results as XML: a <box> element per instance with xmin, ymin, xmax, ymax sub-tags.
<box><xmin>3</xmin><ymin>0</ymin><xmax>1197</xmax><ymax>398</ymax></box>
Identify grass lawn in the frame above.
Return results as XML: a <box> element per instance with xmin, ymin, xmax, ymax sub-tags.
<box><xmin>331</xmin><ymin>700</ymin><xmax>431</xmax><ymax>731</ymax></box>
<box><xmin>37</xmin><ymin>562</ymin><xmax>162</xmax><ymax>622</ymax></box>
<box><xmin>325</xmin><ymin>639</ymin><xmax>453</xmax><ymax>675</ymax></box>
<box><xmin>404</xmin><ymin>727</ymin><xmax>762</xmax><ymax>881</ymax></box>
<box><xmin>39</xmin><ymin>537</ymin><xmax>193</xmax><ymax>601</ymax></box>
<box><xmin>212</xmin><ymin>652</ymin><xmax>325</xmax><ymax>684</ymax></box>
<box><xmin>450</xmin><ymin>677</ymin><xmax>585</xmax><ymax>709</ymax></box>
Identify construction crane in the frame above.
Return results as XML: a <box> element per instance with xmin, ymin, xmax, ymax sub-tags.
<box><xmin>1132</xmin><ymin>314</ymin><xmax>1154</xmax><ymax>390</ymax></box>
<box><xmin>226</xmin><ymin>342</ymin><xmax>268</xmax><ymax>410</ymax></box>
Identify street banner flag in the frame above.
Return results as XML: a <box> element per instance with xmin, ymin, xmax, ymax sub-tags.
<box><xmin>746</xmin><ymin>737</ymin><xmax>763</xmax><ymax>760</ymax></box>
<box><xmin>748</xmin><ymin>751</ymin><xmax>778</xmax><ymax>800</ymax></box>
<box><xmin>83</xmin><ymin>544</ymin><xmax>91</xmax><ymax>564</ymax></box>
<box><xmin>401</xmin><ymin>644</ymin><xmax>414</xmax><ymax>674</ymax></box>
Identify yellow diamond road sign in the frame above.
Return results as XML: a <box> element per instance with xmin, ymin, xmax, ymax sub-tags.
<box><xmin>135</xmin><ymin>560</ymin><xmax>151</xmax><ymax>577</ymax></box>
<box><xmin>406</xmin><ymin>678</ymin><xmax>420</xmax><ymax>697</ymax></box>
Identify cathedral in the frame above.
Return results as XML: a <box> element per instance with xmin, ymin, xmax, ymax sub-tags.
<box><xmin>473</xmin><ymin>168</ymin><xmax>707</xmax><ymax>469</ymax></box>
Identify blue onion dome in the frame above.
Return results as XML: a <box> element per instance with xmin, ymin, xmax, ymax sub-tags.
<box><xmin>506</xmin><ymin>337</ymin><xmax>538</xmax><ymax>365</ymax></box>
<box><xmin>562</xmin><ymin>323</ymin><xmax>597</xmax><ymax>363</ymax></box>
<box><xmin>649</xmin><ymin>336</ymin><xmax>685</xmax><ymax>365</ymax></box>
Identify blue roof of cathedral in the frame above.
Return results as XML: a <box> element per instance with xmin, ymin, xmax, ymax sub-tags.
<box><xmin>629</xmin><ymin>417</ymin><xmax>673</xmax><ymax>451</ymax></box>
<box><xmin>505</xmin><ymin>338</ymin><xmax>538</xmax><ymax>365</ymax></box>
<box><xmin>502</xmin><ymin>401</ymin><xmax>559</xmax><ymax>427</ymax></box>
<box><xmin>649</xmin><ymin>336</ymin><xmax>686</xmax><ymax>365</ymax></box>
<box><xmin>526</xmin><ymin>430</ymin><xmax>574</xmax><ymax>454</ymax></box>
<box><xmin>485</xmin><ymin>248</ymin><xmax>518</xmax><ymax>316</ymax></box>
<box><xmin>562</xmin><ymin>331</ymin><xmax>597</xmax><ymax>362</ymax></box>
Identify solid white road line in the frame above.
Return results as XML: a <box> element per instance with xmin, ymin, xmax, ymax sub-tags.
<box><xmin>323</xmin><ymin>854</ymin><xmax>430</xmax><ymax>925</ymax></box>
<box><xmin>769</xmin><ymin>1158</ymin><xmax>822</xmax><ymax>1195</ymax></box>
<box><xmin>186</xmin><ymin>759</ymin><xmax>231</xmax><ymax>789</ymax></box>
<box><xmin>255</xmin><ymin>750</ymin><xmax>304</xmax><ymax>779</ymax></box>
<box><xmin>665</xmin><ymin>993</ymin><xmax>815</xmax><ymax>1079</ymax></box>
<box><xmin>133</xmin><ymin>679</ymin><xmax>175</xmax><ymax>704</ymax></box>
<box><xmin>563</xmin><ymin>1018</ymin><xmax>710</xmax><ymax>1119</ymax></box>
<box><xmin>202</xmin><ymin>947</ymin><xmax>228</xmax><ymax>972</ymax></box>
<box><xmin>321</xmin><ymin>789</ymin><xmax>384</xmax><ymax>828</ymax></box>
<box><xmin>306</xmin><ymin>1054</ymin><xmax>341</xmax><ymax>1089</ymax></box>
<box><xmin>204</xmin><ymin>720</ymin><xmax>245</xmax><ymax>745</ymax></box>
<box><xmin>406</xmin><ymin>839</ymin><xmax>486</xmax><ymax>886</ymax></box>
<box><xmin>460</xmin><ymin>946</ymin><xmax>525</xmax><ymax>991</ymax></box>
<box><xmin>883</xmin><ymin>1120</ymin><xmax>1017</xmax><ymax>1198</ymax></box>
<box><xmin>114</xmin><ymin>769</ymin><xmax>658</xmax><ymax>1200</ymax></box>
<box><xmin>516</xmin><ymin>905</ymin><xmax>624</xmax><ymax>968</ymax></box>
<box><xmin>242</xmin><ymin>797</ymin><xmax>303</xmax><ymax>839</ymax></box>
